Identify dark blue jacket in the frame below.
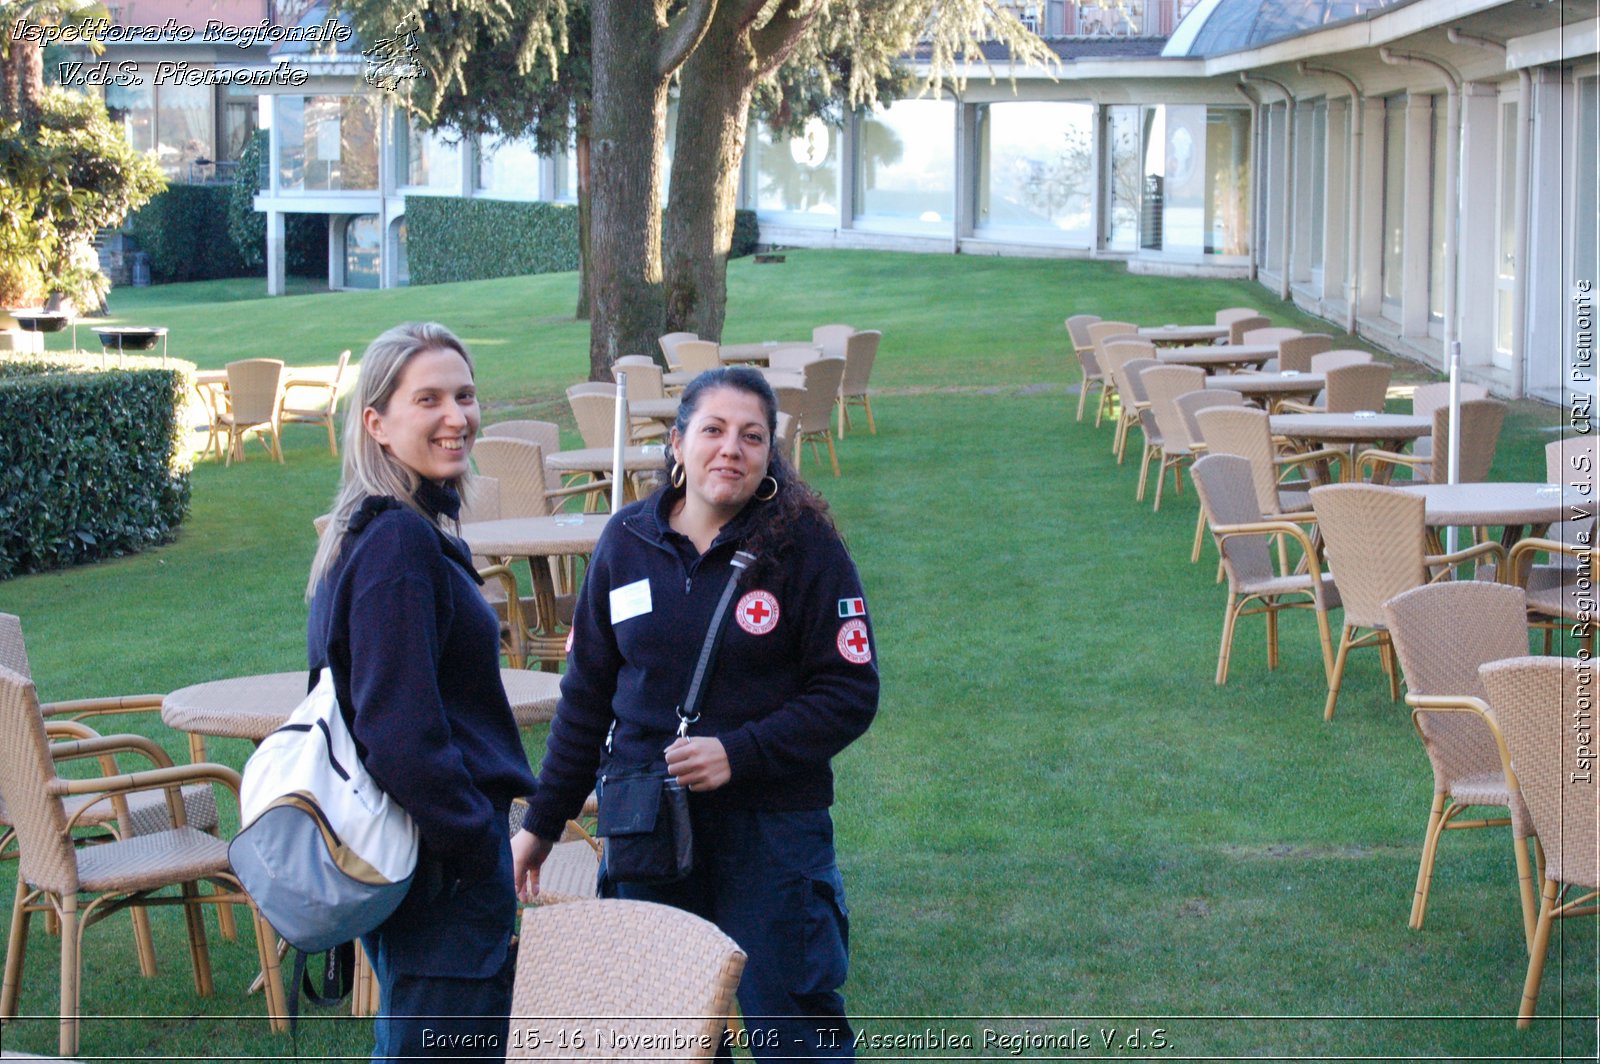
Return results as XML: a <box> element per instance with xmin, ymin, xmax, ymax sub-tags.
<box><xmin>522</xmin><ymin>488</ymin><xmax>879</xmax><ymax>841</ymax></box>
<box><xmin>308</xmin><ymin>482</ymin><xmax>537</xmax><ymax>882</ymax></box>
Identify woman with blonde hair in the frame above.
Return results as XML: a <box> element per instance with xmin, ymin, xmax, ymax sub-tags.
<box><xmin>307</xmin><ymin>321</ymin><xmax>534</xmax><ymax>1061</ymax></box>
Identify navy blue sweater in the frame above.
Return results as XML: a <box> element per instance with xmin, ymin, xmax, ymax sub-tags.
<box><xmin>522</xmin><ymin>488</ymin><xmax>879</xmax><ymax>842</ymax></box>
<box><xmin>308</xmin><ymin>482</ymin><xmax>536</xmax><ymax>880</ymax></box>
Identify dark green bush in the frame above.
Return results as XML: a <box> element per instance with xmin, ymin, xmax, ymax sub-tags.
<box><xmin>731</xmin><ymin>209</ymin><xmax>759</xmax><ymax>259</ymax></box>
<box><xmin>128</xmin><ymin>185</ymin><xmax>249</xmax><ymax>283</ymax></box>
<box><xmin>405</xmin><ymin>197</ymin><xmax>580</xmax><ymax>285</ymax></box>
<box><xmin>0</xmin><ymin>360</ymin><xmax>191</xmax><ymax>579</ymax></box>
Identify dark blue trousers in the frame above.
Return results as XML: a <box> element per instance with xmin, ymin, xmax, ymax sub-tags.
<box><xmin>605</xmin><ymin>805</ymin><xmax>855</xmax><ymax>1063</ymax></box>
<box><xmin>364</xmin><ymin>840</ymin><xmax>518</xmax><ymax>1062</ymax></box>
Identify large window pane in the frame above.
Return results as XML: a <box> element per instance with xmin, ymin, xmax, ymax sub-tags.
<box><xmin>1105</xmin><ymin>105</ymin><xmax>1140</xmax><ymax>251</ymax></box>
<box><xmin>975</xmin><ymin>101</ymin><xmax>1094</xmax><ymax>244</ymax></box>
<box><xmin>279</xmin><ymin>96</ymin><xmax>379</xmax><ymax>192</ymax></box>
<box><xmin>1140</xmin><ymin>106</ymin><xmax>1165</xmax><ymax>250</ymax></box>
<box><xmin>1162</xmin><ymin>104</ymin><xmax>1207</xmax><ymax>255</ymax></box>
<box><xmin>155</xmin><ymin>84</ymin><xmax>212</xmax><ymax>179</ymax></box>
<box><xmin>1205</xmin><ymin>107</ymin><xmax>1250</xmax><ymax>256</ymax></box>
<box><xmin>105</xmin><ymin>81</ymin><xmax>154</xmax><ymax>155</ymax></box>
<box><xmin>477</xmin><ymin>135</ymin><xmax>541</xmax><ymax>198</ymax></box>
<box><xmin>855</xmin><ymin>99</ymin><xmax>953</xmax><ymax>227</ymax></box>
<box><xmin>402</xmin><ymin>120</ymin><xmax>460</xmax><ymax>190</ymax></box>
<box><xmin>345</xmin><ymin>215</ymin><xmax>379</xmax><ymax>289</ymax></box>
<box><xmin>752</xmin><ymin>118</ymin><xmax>839</xmax><ymax>217</ymax></box>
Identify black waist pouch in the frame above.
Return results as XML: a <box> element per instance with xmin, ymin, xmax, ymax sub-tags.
<box><xmin>596</xmin><ymin>763</ymin><xmax>693</xmax><ymax>885</ymax></box>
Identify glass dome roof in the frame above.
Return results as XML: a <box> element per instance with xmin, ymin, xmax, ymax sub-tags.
<box><xmin>1162</xmin><ymin>0</ymin><xmax>1411</xmax><ymax>57</ymax></box>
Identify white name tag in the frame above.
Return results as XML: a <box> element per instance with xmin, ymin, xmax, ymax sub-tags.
<box><xmin>609</xmin><ymin>578</ymin><xmax>653</xmax><ymax>624</ymax></box>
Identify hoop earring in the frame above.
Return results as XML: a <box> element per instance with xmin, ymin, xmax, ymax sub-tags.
<box><xmin>671</xmin><ymin>462</ymin><xmax>686</xmax><ymax>489</ymax></box>
<box><xmin>754</xmin><ymin>475</ymin><xmax>779</xmax><ymax>502</ymax></box>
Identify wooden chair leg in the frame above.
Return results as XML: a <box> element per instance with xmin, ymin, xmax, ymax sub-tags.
<box><xmin>862</xmin><ymin>395</ymin><xmax>875</xmax><ymax>434</ymax></box>
<box><xmin>58</xmin><ymin>894</ymin><xmax>79</xmax><ymax>1056</ymax></box>
<box><xmin>1324</xmin><ymin>627</ymin><xmax>1354</xmax><ymax>721</ymax></box>
<box><xmin>1192</xmin><ymin>509</ymin><xmax>1207</xmax><ymax>563</ymax></box>
<box><xmin>132</xmin><ymin>906</ymin><xmax>157</xmax><ymax>977</ymax></box>
<box><xmin>1</xmin><ymin>877</ymin><xmax>32</xmax><ymax>1019</ymax></box>
<box><xmin>249</xmin><ymin>905</ymin><xmax>290</xmax><ymax>1032</ymax></box>
<box><xmin>1076</xmin><ymin>375</ymin><xmax>1090</xmax><ymax>421</ymax></box>
<box><xmin>1409</xmin><ymin>793</ymin><xmax>1448</xmax><ymax>930</ymax></box>
<box><xmin>1216</xmin><ymin>593</ymin><xmax>1241</xmax><ymax>685</ymax></box>
<box><xmin>325</xmin><ymin>416</ymin><xmax>338</xmax><ymax>456</ymax></box>
<box><xmin>1265</xmin><ymin>603</ymin><xmax>1279</xmax><ymax>670</ymax></box>
<box><xmin>824</xmin><ymin>433</ymin><xmax>840</xmax><ymax>477</ymax></box>
<box><xmin>181</xmin><ymin>881</ymin><xmax>214</xmax><ymax>997</ymax></box>
<box><xmin>1513</xmin><ymin>835</ymin><xmax>1538</xmax><ymax>955</ymax></box>
<box><xmin>1517</xmin><ymin>880</ymin><xmax>1560</xmax><ymax>1028</ymax></box>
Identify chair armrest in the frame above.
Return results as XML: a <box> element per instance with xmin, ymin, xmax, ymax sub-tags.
<box><xmin>1404</xmin><ymin>694</ymin><xmax>1517</xmax><ymax>784</ymax></box>
<box><xmin>47</xmin><ymin>733</ymin><xmax>174</xmax><ymax>770</ymax></box>
<box><xmin>1276</xmin><ymin>447</ymin><xmax>1346</xmax><ymax>473</ymax></box>
<box><xmin>1507</xmin><ymin>537</ymin><xmax>1595</xmax><ymax>585</ymax></box>
<box><xmin>1426</xmin><ymin>539</ymin><xmax>1506</xmax><ymax>580</ymax></box>
<box><xmin>1213</xmin><ymin>520</ymin><xmax>1327</xmax><ymax>581</ymax></box>
<box><xmin>45</xmin><ymin>720</ymin><xmax>100</xmax><ymax>740</ymax></box>
<box><xmin>53</xmin><ymin>762</ymin><xmax>243</xmax><ymax>831</ymax></box>
<box><xmin>1275</xmin><ymin>399</ymin><xmax>1323</xmax><ymax>415</ymax></box>
<box><xmin>1355</xmin><ymin>448</ymin><xmax>1423</xmax><ymax>481</ymax></box>
<box><xmin>41</xmin><ymin>694</ymin><xmax>166</xmax><ymax>721</ymax></box>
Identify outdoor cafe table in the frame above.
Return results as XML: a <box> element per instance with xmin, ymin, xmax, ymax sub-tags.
<box><xmin>161</xmin><ymin>667</ymin><xmax>563</xmax><ymax>760</ymax></box>
<box><xmin>546</xmin><ymin>445</ymin><xmax>666</xmax><ymax>501</ymax></box>
<box><xmin>1399</xmin><ymin>481</ymin><xmax>1587</xmax><ymax>549</ymax></box>
<box><xmin>1139</xmin><ymin>324</ymin><xmax>1230</xmax><ymax>346</ymax></box>
<box><xmin>1157</xmin><ymin>344</ymin><xmax>1276</xmax><ymax>374</ymax></box>
<box><xmin>719</xmin><ymin>341</ymin><xmax>818</xmax><ymax>365</ymax></box>
<box><xmin>460</xmin><ymin>512</ymin><xmax>611</xmax><ymax>663</ymax></box>
<box><xmin>1207</xmin><ymin>371</ymin><xmax>1325</xmax><ymax>411</ymax></box>
<box><xmin>628</xmin><ymin>397</ymin><xmax>680</xmax><ymax>428</ymax></box>
<box><xmin>1270</xmin><ymin>412</ymin><xmax>1432</xmax><ymax>481</ymax></box>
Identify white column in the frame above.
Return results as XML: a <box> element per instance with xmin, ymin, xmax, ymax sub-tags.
<box><xmin>1356</xmin><ymin>97</ymin><xmax>1385</xmax><ymax>320</ymax></box>
<box><xmin>1457</xmin><ymin>84</ymin><xmax>1498</xmax><ymax>369</ymax></box>
<box><xmin>266</xmin><ymin>210</ymin><xmax>285</xmax><ymax>296</ymax></box>
<box><xmin>1400</xmin><ymin>94</ymin><xmax>1433</xmax><ymax>339</ymax></box>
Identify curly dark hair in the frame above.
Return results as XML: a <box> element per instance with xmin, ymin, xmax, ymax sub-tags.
<box><xmin>666</xmin><ymin>366</ymin><xmax>837</xmax><ymax>582</ymax></box>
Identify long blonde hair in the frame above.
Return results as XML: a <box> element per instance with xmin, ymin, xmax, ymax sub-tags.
<box><xmin>306</xmin><ymin>321</ymin><xmax>477</xmax><ymax>599</ymax></box>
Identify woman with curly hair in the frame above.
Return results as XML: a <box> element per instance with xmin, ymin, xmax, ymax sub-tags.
<box><xmin>513</xmin><ymin>366</ymin><xmax>878</xmax><ymax>1061</ymax></box>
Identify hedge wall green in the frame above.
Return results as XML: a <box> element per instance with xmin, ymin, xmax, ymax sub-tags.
<box><xmin>405</xmin><ymin>198</ymin><xmax>760</xmax><ymax>285</ymax></box>
<box><xmin>129</xmin><ymin>185</ymin><xmax>251</xmax><ymax>284</ymax></box>
<box><xmin>0</xmin><ymin>359</ymin><xmax>191</xmax><ymax>579</ymax></box>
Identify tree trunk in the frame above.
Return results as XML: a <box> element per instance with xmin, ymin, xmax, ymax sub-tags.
<box><xmin>586</xmin><ymin>0</ymin><xmax>672</xmax><ymax>379</ymax></box>
<box><xmin>574</xmin><ymin>127</ymin><xmax>592</xmax><ymax>321</ymax></box>
<box><xmin>3</xmin><ymin>28</ymin><xmax>43</xmax><ymax>123</ymax></box>
<box><xmin>663</xmin><ymin>1</ymin><xmax>818</xmax><ymax>340</ymax></box>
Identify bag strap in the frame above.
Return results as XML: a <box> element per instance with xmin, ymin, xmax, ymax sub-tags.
<box><xmin>675</xmin><ymin>550</ymin><xmax>755</xmax><ymax>738</ymax></box>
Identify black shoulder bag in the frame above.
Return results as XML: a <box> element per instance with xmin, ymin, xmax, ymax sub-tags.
<box><xmin>597</xmin><ymin>550</ymin><xmax>754</xmax><ymax>884</ymax></box>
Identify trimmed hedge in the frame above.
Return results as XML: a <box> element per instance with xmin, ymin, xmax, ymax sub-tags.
<box><xmin>405</xmin><ymin>197</ymin><xmax>760</xmax><ymax>285</ymax></box>
<box><xmin>129</xmin><ymin>185</ymin><xmax>250</xmax><ymax>284</ymax></box>
<box><xmin>405</xmin><ymin>197</ymin><xmax>580</xmax><ymax>285</ymax></box>
<box><xmin>0</xmin><ymin>357</ymin><xmax>192</xmax><ymax>579</ymax></box>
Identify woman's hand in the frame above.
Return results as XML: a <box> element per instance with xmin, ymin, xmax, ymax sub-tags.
<box><xmin>665</xmin><ymin>736</ymin><xmax>731</xmax><ymax>791</ymax></box>
<box><xmin>511</xmin><ymin>828</ymin><xmax>554</xmax><ymax>903</ymax></box>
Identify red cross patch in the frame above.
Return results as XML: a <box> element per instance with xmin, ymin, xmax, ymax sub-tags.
<box><xmin>735</xmin><ymin>590</ymin><xmax>780</xmax><ymax>636</ymax></box>
<box><xmin>837</xmin><ymin>619</ymin><xmax>872</xmax><ymax>664</ymax></box>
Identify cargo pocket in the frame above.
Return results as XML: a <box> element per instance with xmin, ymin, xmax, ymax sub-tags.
<box><xmin>792</xmin><ymin>864</ymin><xmax>850</xmax><ymax>996</ymax></box>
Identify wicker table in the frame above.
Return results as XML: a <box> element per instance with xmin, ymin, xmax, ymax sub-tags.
<box><xmin>1139</xmin><ymin>324</ymin><xmax>1230</xmax><ymax>346</ymax></box>
<box><xmin>719</xmin><ymin>341</ymin><xmax>818</xmax><ymax>364</ymax></box>
<box><xmin>628</xmin><ymin>397</ymin><xmax>680</xmax><ymax>429</ymax></box>
<box><xmin>1207</xmin><ymin>371</ymin><xmax>1325</xmax><ymax>411</ymax></box>
<box><xmin>1400</xmin><ymin>481</ymin><xmax>1586</xmax><ymax>549</ymax></box>
<box><xmin>460</xmin><ymin>513</ymin><xmax>612</xmax><ymax>665</ymax></box>
<box><xmin>162</xmin><ymin>667</ymin><xmax>562</xmax><ymax>759</ymax></box>
<box><xmin>1157</xmin><ymin>344</ymin><xmax>1276</xmax><ymax>374</ymax></box>
<box><xmin>1271</xmin><ymin>412</ymin><xmax>1432</xmax><ymax>481</ymax></box>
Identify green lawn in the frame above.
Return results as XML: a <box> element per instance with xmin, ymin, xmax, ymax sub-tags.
<box><xmin>2</xmin><ymin>251</ymin><xmax>1593</xmax><ymax>1061</ymax></box>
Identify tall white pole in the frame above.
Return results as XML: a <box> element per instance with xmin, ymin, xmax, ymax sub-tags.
<box><xmin>612</xmin><ymin>371</ymin><xmax>628</xmax><ymax>514</ymax></box>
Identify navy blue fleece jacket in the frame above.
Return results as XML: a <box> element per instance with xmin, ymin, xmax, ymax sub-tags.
<box><xmin>308</xmin><ymin>482</ymin><xmax>536</xmax><ymax>880</ymax></box>
<box><xmin>521</xmin><ymin>488</ymin><xmax>879</xmax><ymax>842</ymax></box>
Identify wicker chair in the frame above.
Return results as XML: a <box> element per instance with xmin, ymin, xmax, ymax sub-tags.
<box><xmin>1215</xmin><ymin>306</ymin><xmax>1262</xmax><ymax>327</ymax></box>
<box><xmin>1477</xmin><ymin>656</ymin><xmax>1600</xmax><ymax>1028</ymax></box>
<box><xmin>837</xmin><ymin>329</ymin><xmax>881</xmax><ymax>438</ymax></box>
<box><xmin>1191</xmin><ymin>455</ymin><xmax>1338</xmax><ymax>686</ymax></box>
<box><xmin>1382</xmin><ymin>581</ymin><xmax>1539</xmax><ymax>949</ymax></box>
<box><xmin>568</xmin><ymin>384</ymin><xmax>666</xmax><ymax>447</ymax></box>
<box><xmin>1101</xmin><ymin>339</ymin><xmax>1156</xmax><ymax>462</ymax></box>
<box><xmin>1410</xmin><ymin>381</ymin><xmax>1489</xmax><ymax>418</ymax></box>
<box><xmin>1195</xmin><ymin>406</ymin><xmax>1342</xmax><ymax>519</ymax></box>
<box><xmin>657</xmin><ymin>332</ymin><xmax>698</xmax><ymax>369</ymax></box>
<box><xmin>217</xmin><ymin>358</ymin><xmax>285</xmax><ymax>465</ymax></box>
<box><xmin>1309</xmin><ymin>484</ymin><xmax>1505</xmax><ymax>720</ymax></box>
<box><xmin>1065</xmin><ymin>314</ymin><xmax>1105</xmax><ymax>422</ymax></box>
<box><xmin>673</xmin><ymin>340</ymin><xmax>722</xmax><ymax>374</ymax></box>
<box><xmin>1137</xmin><ymin>365</ymin><xmax>1206</xmax><ymax>511</ymax></box>
<box><xmin>1357</xmin><ymin>399</ymin><xmax>1506</xmax><ymax>484</ymax></box>
<box><xmin>812</xmin><ymin>323</ymin><xmax>855</xmax><ymax>359</ymax></box>
<box><xmin>1227</xmin><ymin>315</ymin><xmax>1271</xmax><ymax>345</ymax></box>
<box><xmin>1279</xmin><ymin>361</ymin><xmax>1393</xmax><ymax>415</ymax></box>
<box><xmin>0</xmin><ymin>665</ymin><xmax>288</xmax><ymax>1056</ymax></box>
<box><xmin>1087</xmin><ymin>320</ymin><xmax>1139</xmax><ymax>429</ymax></box>
<box><xmin>1272</xmin><ymin>334</ymin><xmax>1334</xmax><ymax>374</ymax></box>
<box><xmin>1506</xmin><ymin>537</ymin><xmax>1595</xmax><ymax>653</ymax></box>
<box><xmin>1309</xmin><ymin>349</ymin><xmax>1372</xmax><ymax>374</ymax></box>
<box><xmin>278</xmin><ymin>349</ymin><xmax>352</xmax><ymax>456</ymax></box>
<box><xmin>788</xmin><ymin>356</ymin><xmax>846</xmax><ymax>477</ymax></box>
<box><xmin>508</xmin><ymin>900</ymin><xmax>746</xmax><ymax>1061</ymax></box>
<box><xmin>1176</xmin><ymin>388</ymin><xmax>1246</xmax><ymax>562</ymax></box>
<box><xmin>1241</xmin><ymin>326</ymin><xmax>1302</xmax><ymax>347</ymax></box>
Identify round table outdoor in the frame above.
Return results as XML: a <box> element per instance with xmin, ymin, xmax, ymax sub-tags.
<box><xmin>161</xmin><ymin>668</ymin><xmax>562</xmax><ymax>759</ymax></box>
<box><xmin>1207</xmin><ymin>371</ymin><xmax>1325</xmax><ymax>411</ymax></box>
<box><xmin>545</xmin><ymin>446</ymin><xmax>665</xmax><ymax>476</ymax></box>
<box><xmin>1139</xmin><ymin>324</ymin><xmax>1230</xmax><ymax>346</ymax></box>
<box><xmin>719</xmin><ymin>341</ymin><xmax>818</xmax><ymax>365</ymax></box>
<box><xmin>1399</xmin><ymin>481</ymin><xmax>1588</xmax><ymax>548</ymax></box>
<box><xmin>461</xmin><ymin>513</ymin><xmax>611</xmax><ymax>665</ymax></box>
<box><xmin>1157</xmin><ymin>344</ymin><xmax>1276</xmax><ymax>374</ymax></box>
<box><xmin>1270</xmin><ymin>412</ymin><xmax>1431</xmax><ymax>481</ymax></box>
